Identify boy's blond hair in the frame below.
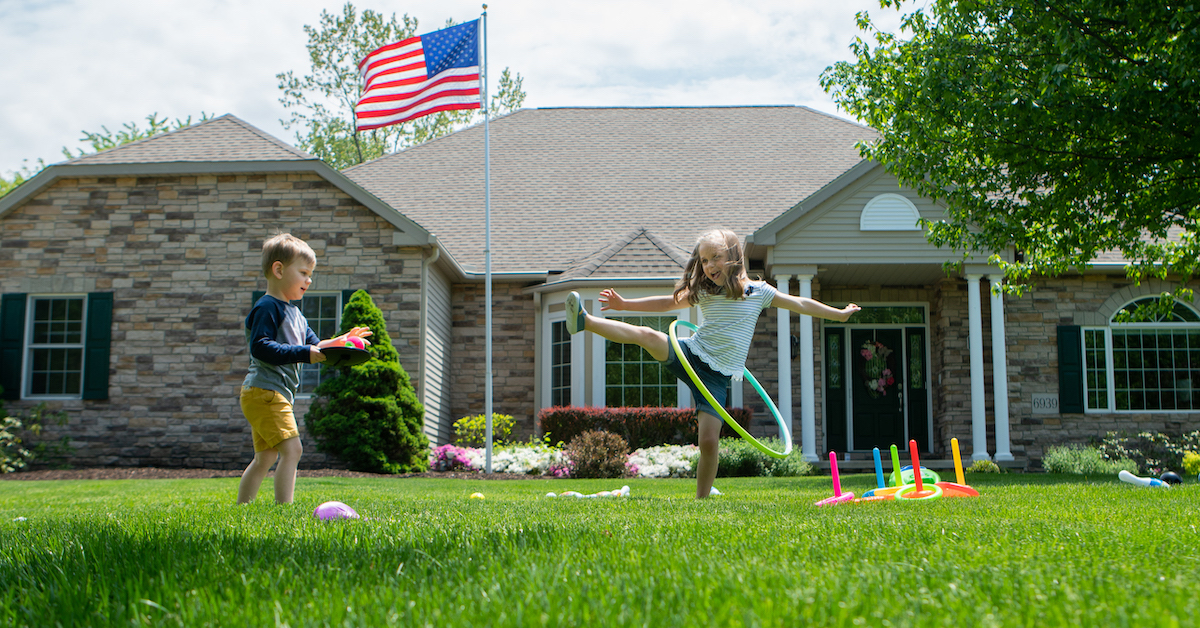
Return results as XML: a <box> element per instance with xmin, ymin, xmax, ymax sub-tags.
<box><xmin>261</xmin><ymin>233</ymin><xmax>316</xmax><ymax>278</ymax></box>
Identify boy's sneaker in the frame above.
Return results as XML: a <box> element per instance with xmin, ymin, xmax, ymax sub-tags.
<box><xmin>565</xmin><ymin>291</ymin><xmax>587</xmax><ymax>334</ymax></box>
<box><xmin>709</xmin><ymin>486</ymin><xmax>722</xmax><ymax>496</ymax></box>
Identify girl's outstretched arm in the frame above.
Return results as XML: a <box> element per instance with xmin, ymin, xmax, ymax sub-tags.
<box><xmin>772</xmin><ymin>293</ymin><xmax>860</xmax><ymax>322</ymax></box>
<box><xmin>599</xmin><ymin>288</ymin><xmax>689</xmax><ymax>312</ymax></box>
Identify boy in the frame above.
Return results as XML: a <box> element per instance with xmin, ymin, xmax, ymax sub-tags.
<box><xmin>237</xmin><ymin>233</ymin><xmax>371</xmax><ymax>504</ymax></box>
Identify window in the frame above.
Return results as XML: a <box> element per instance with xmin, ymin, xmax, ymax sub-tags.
<box><xmin>1</xmin><ymin>292</ymin><xmax>112</xmax><ymax>401</ymax></box>
<box><xmin>549</xmin><ymin>321</ymin><xmax>571</xmax><ymax>407</ymax></box>
<box><xmin>605</xmin><ymin>315</ymin><xmax>677</xmax><ymax>407</ymax></box>
<box><xmin>298</xmin><ymin>293</ymin><xmax>342</xmax><ymax>396</ymax></box>
<box><xmin>1084</xmin><ymin>298</ymin><xmax>1200</xmax><ymax>412</ymax></box>
<box><xmin>27</xmin><ymin>297</ymin><xmax>86</xmax><ymax>396</ymax></box>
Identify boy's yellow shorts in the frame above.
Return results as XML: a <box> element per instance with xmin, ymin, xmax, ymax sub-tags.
<box><xmin>240</xmin><ymin>387</ymin><xmax>300</xmax><ymax>452</ymax></box>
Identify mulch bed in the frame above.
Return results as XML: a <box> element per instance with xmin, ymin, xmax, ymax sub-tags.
<box><xmin>0</xmin><ymin>468</ymin><xmax>547</xmax><ymax>482</ymax></box>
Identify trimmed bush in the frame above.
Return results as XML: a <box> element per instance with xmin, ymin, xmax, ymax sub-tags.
<box><xmin>1097</xmin><ymin>430</ymin><xmax>1200</xmax><ymax>474</ymax></box>
<box><xmin>539</xmin><ymin>406</ymin><xmax>754</xmax><ymax>450</ymax></box>
<box><xmin>716</xmin><ymin>437</ymin><xmax>814</xmax><ymax>478</ymax></box>
<box><xmin>1042</xmin><ymin>445</ymin><xmax>1136</xmax><ymax>475</ymax></box>
<box><xmin>563</xmin><ymin>430</ymin><xmax>631</xmax><ymax>479</ymax></box>
<box><xmin>966</xmin><ymin>459</ymin><xmax>1003</xmax><ymax>474</ymax></box>
<box><xmin>453</xmin><ymin>413</ymin><xmax>515</xmax><ymax>448</ymax></box>
<box><xmin>0</xmin><ymin>391</ymin><xmax>71</xmax><ymax>473</ymax></box>
<box><xmin>305</xmin><ymin>290</ymin><xmax>430</xmax><ymax>474</ymax></box>
<box><xmin>1184</xmin><ymin>451</ymin><xmax>1200</xmax><ymax>476</ymax></box>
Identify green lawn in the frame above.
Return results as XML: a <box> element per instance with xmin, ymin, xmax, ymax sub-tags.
<box><xmin>1</xmin><ymin>473</ymin><xmax>1196</xmax><ymax>627</ymax></box>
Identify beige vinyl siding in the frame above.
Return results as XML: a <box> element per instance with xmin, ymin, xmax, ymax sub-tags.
<box><xmin>422</xmin><ymin>263</ymin><xmax>454</xmax><ymax>444</ymax></box>
<box><xmin>772</xmin><ymin>169</ymin><xmax>986</xmax><ymax>266</ymax></box>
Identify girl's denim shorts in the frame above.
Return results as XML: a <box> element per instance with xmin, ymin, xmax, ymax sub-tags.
<box><xmin>663</xmin><ymin>338</ymin><xmax>730</xmax><ymax>417</ymax></box>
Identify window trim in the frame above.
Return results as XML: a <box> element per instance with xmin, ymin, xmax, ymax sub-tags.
<box><xmin>1083</xmin><ymin>297</ymin><xmax>1200</xmax><ymax>414</ymax></box>
<box><xmin>23</xmin><ymin>294</ymin><xmax>88</xmax><ymax>400</ymax></box>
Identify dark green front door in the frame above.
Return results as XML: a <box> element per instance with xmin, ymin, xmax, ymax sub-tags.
<box><xmin>850</xmin><ymin>328</ymin><xmax>905</xmax><ymax>451</ymax></box>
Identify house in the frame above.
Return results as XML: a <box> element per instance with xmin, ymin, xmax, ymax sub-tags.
<box><xmin>2</xmin><ymin>107</ymin><xmax>1197</xmax><ymax>470</ymax></box>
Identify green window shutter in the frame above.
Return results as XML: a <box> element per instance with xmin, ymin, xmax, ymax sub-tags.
<box><xmin>1057</xmin><ymin>325</ymin><xmax>1084</xmax><ymax>414</ymax></box>
<box><xmin>342</xmin><ymin>289</ymin><xmax>359</xmax><ymax>306</ymax></box>
<box><xmin>0</xmin><ymin>293</ymin><xmax>27</xmax><ymax>400</ymax></box>
<box><xmin>82</xmin><ymin>292</ymin><xmax>113</xmax><ymax>400</ymax></box>
<box><xmin>252</xmin><ymin>291</ymin><xmax>265</xmax><ymax>306</ymax></box>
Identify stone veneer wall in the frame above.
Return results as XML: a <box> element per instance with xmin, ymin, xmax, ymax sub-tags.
<box><xmin>1002</xmin><ymin>275</ymin><xmax>1200</xmax><ymax>465</ymax></box>
<box><xmin>0</xmin><ymin>173</ymin><xmax>425</xmax><ymax>469</ymax></box>
<box><xmin>449</xmin><ymin>282</ymin><xmax>537</xmax><ymax>441</ymax></box>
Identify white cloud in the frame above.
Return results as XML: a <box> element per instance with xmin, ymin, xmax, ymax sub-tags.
<box><xmin>0</xmin><ymin>0</ymin><xmax>901</xmax><ymax>174</ymax></box>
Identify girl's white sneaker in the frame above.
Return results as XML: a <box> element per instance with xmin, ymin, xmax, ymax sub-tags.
<box><xmin>565</xmin><ymin>291</ymin><xmax>587</xmax><ymax>334</ymax></box>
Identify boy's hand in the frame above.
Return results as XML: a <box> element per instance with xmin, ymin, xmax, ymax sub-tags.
<box><xmin>310</xmin><ymin>346</ymin><xmax>326</xmax><ymax>363</ymax></box>
<box><xmin>838</xmin><ymin>303</ymin><xmax>862</xmax><ymax>322</ymax></box>
<box><xmin>598</xmin><ymin>288</ymin><xmax>624</xmax><ymax>311</ymax></box>
<box><xmin>317</xmin><ymin>327</ymin><xmax>374</xmax><ymax>349</ymax></box>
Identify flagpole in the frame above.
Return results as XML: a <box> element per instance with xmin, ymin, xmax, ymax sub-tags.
<box><xmin>481</xmin><ymin>5</ymin><xmax>493</xmax><ymax>474</ymax></box>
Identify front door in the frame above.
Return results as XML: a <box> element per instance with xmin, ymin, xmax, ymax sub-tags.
<box><xmin>850</xmin><ymin>328</ymin><xmax>905</xmax><ymax>451</ymax></box>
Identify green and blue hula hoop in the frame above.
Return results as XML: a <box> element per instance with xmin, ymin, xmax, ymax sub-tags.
<box><xmin>668</xmin><ymin>320</ymin><xmax>792</xmax><ymax>458</ymax></box>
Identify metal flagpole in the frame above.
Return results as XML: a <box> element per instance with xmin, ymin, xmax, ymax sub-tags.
<box><xmin>481</xmin><ymin>5</ymin><xmax>493</xmax><ymax>473</ymax></box>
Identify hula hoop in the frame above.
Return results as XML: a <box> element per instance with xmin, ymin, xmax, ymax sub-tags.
<box><xmin>668</xmin><ymin>320</ymin><xmax>792</xmax><ymax>458</ymax></box>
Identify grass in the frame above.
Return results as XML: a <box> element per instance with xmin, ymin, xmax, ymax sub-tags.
<box><xmin>1</xmin><ymin>473</ymin><xmax>1197</xmax><ymax>627</ymax></box>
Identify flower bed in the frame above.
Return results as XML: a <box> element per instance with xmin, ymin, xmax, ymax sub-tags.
<box><xmin>429</xmin><ymin>443</ymin><xmax>699</xmax><ymax>478</ymax></box>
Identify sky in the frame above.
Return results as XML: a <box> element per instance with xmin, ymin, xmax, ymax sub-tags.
<box><xmin>0</xmin><ymin>0</ymin><xmax>904</xmax><ymax>176</ymax></box>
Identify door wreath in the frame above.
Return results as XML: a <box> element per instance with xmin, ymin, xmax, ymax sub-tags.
<box><xmin>860</xmin><ymin>339</ymin><xmax>895</xmax><ymax>398</ymax></box>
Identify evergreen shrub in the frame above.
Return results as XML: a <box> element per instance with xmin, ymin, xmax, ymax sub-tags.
<box><xmin>305</xmin><ymin>290</ymin><xmax>429</xmax><ymax>473</ymax></box>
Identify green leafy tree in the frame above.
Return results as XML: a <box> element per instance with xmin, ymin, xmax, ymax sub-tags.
<box><xmin>277</xmin><ymin>2</ymin><xmax>526</xmax><ymax>169</ymax></box>
<box><xmin>3</xmin><ymin>113</ymin><xmax>210</xmax><ymax>199</ymax></box>
<box><xmin>305</xmin><ymin>290</ymin><xmax>429</xmax><ymax>473</ymax></box>
<box><xmin>60</xmin><ymin>112</ymin><xmax>214</xmax><ymax>159</ymax></box>
<box><xmin>821</xmin><ymin>1</ymin><xmax>1200</xmax><ymax>306</ymax></box>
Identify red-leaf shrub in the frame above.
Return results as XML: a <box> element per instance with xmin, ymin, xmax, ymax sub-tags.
<box><xmin>563</xmin><ymin>430</ymin><xmax>631</xmax><ymax>479</ymax></box>
<box><xmin>539</xmin><ymin>406</ymin><xmax>753</xmax><ymax>450</ymax></box>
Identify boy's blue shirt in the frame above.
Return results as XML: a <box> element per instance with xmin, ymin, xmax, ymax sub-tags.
<box><xmin>242</xmin><ymin>294</ymin><xmax>321</xmax><ymax>404</ymax></box>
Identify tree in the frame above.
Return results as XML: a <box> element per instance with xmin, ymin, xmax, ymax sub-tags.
<box><xmin>60</xmin><ymin>112</ymin><xmax>213</xmax><ymax>159</ymax></box>
<box><xmin>278</xmin><ymin>2</ymin><xmax>526</xmax><ymax>169</ymax></box>
<box><xmin>305</xmin><ymin>290</ymin><xmax>430</xmax><ymax>473</ymax></box>
<box><xmin>821</xmin><ymin>1</ymin><xmax>1200</xmax><ymax>305</ymax></box>
<box><xmin>2</xmin><ymin>113</ymin><xmax>211</xmax><ymax>199</ymax></box>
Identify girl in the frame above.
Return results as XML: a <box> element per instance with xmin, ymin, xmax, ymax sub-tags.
<box><xmin>565</xmin><ymin>228</ymin><xmax>859</xmax><ymax>498</ymax></box>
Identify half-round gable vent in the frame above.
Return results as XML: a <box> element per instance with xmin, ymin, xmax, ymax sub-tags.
<box><xmin>860</xmin><ymin>193</ymin><xmax>921</xmax><ymax>231</ymax></box>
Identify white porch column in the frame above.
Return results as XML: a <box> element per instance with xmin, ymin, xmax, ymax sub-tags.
<box><xmin>966</xmin><ymin>274</ymin><xmax>990</xmax><ymax>461</ymax></box>
<box><xmin>988</xmin><ymin>275</ymin><xmax>1014</xmax><ymax>462</ymax></box>
<box><xmin>798</xmin><ymin>274</ymin><xmax>817</xmax><ymax>463</ymax></box>
<box><xmin>774</xmin><ymin>275</ymin><xmax>793</xmax><ymax>454</ymax></box>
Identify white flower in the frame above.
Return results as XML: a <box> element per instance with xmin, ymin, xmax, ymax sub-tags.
<box><xmin>629</xmin><ymin>445</ymin><xmax>700</xmax><ymax>478</ymax></box>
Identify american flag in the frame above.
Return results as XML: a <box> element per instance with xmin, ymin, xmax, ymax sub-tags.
<box><xmin>355</xmin><ymin>20</ymin><xmax>482</xmax><ymax>131</ymax></box>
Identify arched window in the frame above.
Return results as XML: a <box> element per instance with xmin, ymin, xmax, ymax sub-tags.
<box><xmin>860</xmin><ymin>193</ymin><xmax>922</xmax><ymax>231</ymax></box>
<box><xmin>1083</xmin><ymin>297</ymin><xmax>1200</xmax><ymax>412</ymax></box>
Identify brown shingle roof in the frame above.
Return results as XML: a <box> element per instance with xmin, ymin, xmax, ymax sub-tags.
<box><xmin>344</xmin><ymin>106</ymin><xmax>876</xmax><ymax>275</ymax></box>
<box><xmin>64</xmin><ymin>114</ymin><xmax>315</xmax><ymax>165</ymax></box>
<box><xmin>553</xmin><ymin>228</ymin><xmax>690</xmax><ymax>283</ymax></box>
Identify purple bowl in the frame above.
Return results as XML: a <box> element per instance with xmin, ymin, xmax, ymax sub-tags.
<box><xmin>313</xmin><ymin>501</ymin><xmax>359</xmax><ymax>521</ymax></box>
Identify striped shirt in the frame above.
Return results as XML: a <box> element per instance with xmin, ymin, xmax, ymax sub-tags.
<box><xmin>685</xmin><ymin>281</ymin><xmax>778</xmax><ymax>381</ymax></box>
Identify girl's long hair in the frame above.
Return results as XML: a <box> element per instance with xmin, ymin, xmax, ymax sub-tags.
<box><xmin>674</xmin><ymin>228</ymin><xmax>750</xmax><ymax>305</ymax></box>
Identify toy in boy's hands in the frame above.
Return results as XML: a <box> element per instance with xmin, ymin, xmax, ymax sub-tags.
<box><xmin>318</xmin><ymin>326</ymin><xmax>373</xmax><ymax>367</ymax></box>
